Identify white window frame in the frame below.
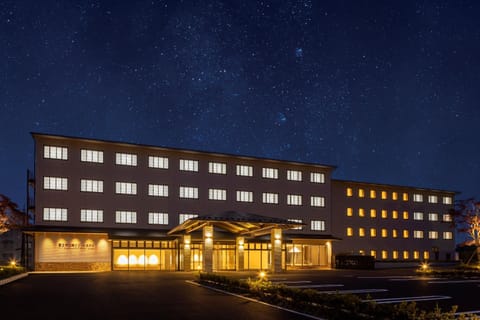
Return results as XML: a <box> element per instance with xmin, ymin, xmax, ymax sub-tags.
<box><xmin>287</xmin><ymin>194</ymin><xmax>302</xmax><ymax>206</ymax></box>
<box><xmin>115</xmin><ymin>211</ymin><xmax>137</xmax><ymax>224</ymax></box>
<box><xmin>43</xmin><ymin>208</ymin><xmax>68</xmax><ymax>221</ymax></box>
<box><xmin>310</xmin><ymin>196</ymin><xmax>325</xmax><ymax>207</ymax></box>
<box><xmin>44</xmin><ymin>145</ymin><xmax>68</xmax><ymax>160</ymax></box>
<box><xmin>262</xmin><ymin>167</ymin><xmax>278</xmax><ymax>179</ymax></box>
<box><xmin>443</xmin><ymin>196</ymin><xmax>453</xmax><ymax>205</ymax></box>
<box><xmin>44</xmin><ymin>177</ymin><xmax>68</xmax><ymax>190</ymax></box>
<box><xmin>262</xmin><ymin>192</ymin><xmax>279</xmax><ymax>204</ymax></box>
<box><xmin>148</xmin><ymin>156</ymin><xmax>169</xmax><ymax>169</ymax></box>
<box><xmin>148</xmin><ymin>212</ymin><xmax>169</xmax><ymax>225</ymax></box>
<box><xmin>442</xmin><ymin>214</ymin><xmax>452</xmax><ymax>222</ymax></box>
<box><xmin>179</xmin><ymin>186</ymin><xmax>199</xmax><ymax>199</ymax></box>
<box><xmin>115</xmin><ymin>182</ymin><xmax>137</xmax><ymax>195</ymax></box>
<box><xmin>179</xmin><ymin>213</ymin><xmax>198</xmax><ymax>224</ymax></box>
<box><xmin>80</xmin><ymin>179</ymin><xmax>104</xmax><ymax>193</ymax></box>
<box><xmin>180</xmin><ymin>159</ymin><xmax>199</xmax><ymax>172</ymax></box>
<box><xmin>236</xmin><ymin>190</ymin><xmax>253</xmax><ymax>202</ymax></box>
<box><xmin>443</xmin><ymin>231</ymin><xmax>453</xmax><ymax>240</ymax></box>
<box><xmin>208</xmin><ymin>162</ymin><xmax>226</xmax><ymax>174</ymax></box>
<box><xmin>80</xmin><ymin>209</ymin><xmax>104</xmax><ymax>222</ymax></box>
<box><xmin>311</xmin><ymin>220</ymin><xmax>325</xmax><ymax>231</ymax></box>
<box><xmin>428</xmin><ymin>213</ymin><xmax>439</xmax><ymax>221</ymax></box>
<box><xmin>287</xmin><ymin>169</ymin><xmax>302</xmax><ymax>181</ymax></box>
<box><xmin>310</xmin><ymin>172</ymin><xmax>325</xmax><ymax>183</ymax></box>
<box><xmin>148</xmin><ymin>184</ymin><xmax>169</xmax><ymax>197</ymax></box>
<box><xmin>413</xmin><ymin>193</ymin><xmax>423</xmax><ymax>202</ymax></box>
<box><xmin>208</xmin><ymin>188</ymin><xmax>227</xmax><ymax>201</ymax></box>
<box><xmin>413</xmin><ymin>230</ymin><xmax>424</xmax><ymax>239</ymax></box>
<box><xmin>81</xmin><ymin>149</ymin><xmax>104</xmax><ymax>163</ymax></box>
<box><xmin>413</xmin><ymin>211</ymin><xmax>424</xmax><ymax>221</ymax></box>
<box><xmin>428</xmin><ymin>195</ymin><xmax>438</xmax><ymax>203</ymax></box>
<box><xmin>428</xmin><ymin>231</ymin><xmax>438</xmax><ymax>239</ymax></box>
<box><xmin>115</xmin><ymin>153</ymin><xmax>137</xmax><ymax>166</ymax></box>
<box><xmin>236</xmin><ymin>165</ymin><xmax>253</xmax><ymax>177</ymax></box>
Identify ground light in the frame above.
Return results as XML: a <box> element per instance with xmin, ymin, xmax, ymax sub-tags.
<box><xmin>420</xmin><ymin>261</ymin><xmax>430</xmax><ymax>272</ymax></box>
<box><xmin>9</xmin><ymin>259</ymin><xmax>17</xmax><ymax>267</ymax></box>
<box><xmin>258</xmin><ymin>270</ymin><xmax>267</xmax><ymax>280</ymax></box>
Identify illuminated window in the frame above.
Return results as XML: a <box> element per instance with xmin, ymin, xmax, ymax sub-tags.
<box><xmin>81</xmin><ymin>179</ymin><xmax>103</xmax><ymax>193</ymax></box>
<box><xmin>428</xmin><ymin>213</ymin><xmax>438</xmax><ymax>221</ymax></box>
<box><xmin>403</xmin><ymin>193</ymin><xmax>409</xmax><ymax>201</ymax></box>
<box><xmin>413</xmin><ymin>212</ymin><xmax>424</xmax><ymax>220</ymax></box>
<box><xmin>413</xmin><ymin>193</ymin><xmax>423</xmax><ymax>202</ymax></box>
<box><xmin>413</xmin><ymin>251</ymin><xmax>420</xmax><ymax>259</ymax></box>
<box><xmin>287</xmin><ymin>194</ymin><xmax>302</xmax><ymax>206</ymax></box>
<box><xmin>81</xmin><ymin>149</ymin><xmax>103</xmax><ymax>163</ymax></box>
<box><xmin>236</xmin><ymin>165</ymin><xmax>253</xmax><ymax>176</ymax></box>
<box><xmin>381</xmin><ymin>250</ymin><xmax>388</xmax><ymax>259</ymax></box>
<box><xmin>359</xmin><ymin>250</ymin><xmax>365</xmax><ymax>255</ymax></box>
<box><xmin>148</xmin><ymin>184</ymin><xmax>168</xmax><ymax>197</ymax></box>
<box><xmin>443</xmin><ymin>196</ymin><xmax>453</xmax><ymax>205</ymax></box>
<box><xmin>403</xmin><ymin>230</ymin><xmax>409</xmax><ymax>238</ymax></box>
<box><xmin>208</xmin><ymin>188</ymin><xmax>226</xmax><ymax>201</ymax></box>
<box><xmin>208</xmin><ymin>162</ymin><xmax>226</xmax><ymax>174</ymax></box>
<box><xmin>393</xmin><ymin>250</ymin><xmax>399</xmax><ymax>259</ymax></box>
<box><xmin>44</xmin><ymin>145</ymin><xmax>68</xmax><ymax>160</ymax></box>
<box><xmin>43</xmin><ymin>208</ymin><xmax>67</xmax><ymax>221</ymax></box>
<box><xmin>310</xmin><ymin>172</ymin><xmax>325</xmax><ymax>183</ymax></box>
<box><xmin>311</xmin><ymin>220</ymin><xmax>326</xmax><ymax>231</ymax></box>
<box><xmin>443</xmin><ymin>231</ymin><xmax>453</xmax><ymax>240</ymax></box>
<box><xmin>370</xmin><ymin>250</ymin><xmax>377</xmax><ymax>259</ymax></box>
<box><xmin>115</xmin><ymin>211</ymin><xmax>137</xmax><ymax>224</ymax></box>
<box><xmin>428</xmin><ymin>195</ymin><xmax>438</xmax><ymax>203</ymax></box>
<box><xmin>346</xmin><ymin>188</ymin><xmax>353</xmax><ymax>197</ymax></box>
<box><xmin>116</xmin><ymin>153</ymin><xmax>137</xmax><ymax>166</ymax></box>
<box><xmin>423</xmin><ymin>251</ymin><xmax>430</xmax><ymax>259</ymax></box>
<box><xmin>237</xmin><ymin>190</ymin><xmax>253</xmax><ymax>202</ymax></box>
<box><xmin>80</xmin><ymin>209</ymin><xmax>103</xmax><ymax>222</ymax></box>
<box><xmin>346</xmin><ymin>208</ymin><xmax>353</xmax><ymax>217</ymax></box>
<box><xmin>288</xmin><ymin>219</ymin><xmax>303</xmax><ymax>230</ymax></box>
<box><xmin>413</xmin><ymin>230</ymin><xmax>424</xmax><ymax>239</ymax></box>
<box><xmin>310</xmin><ymin>196</ymin><xmax>325</xmax><ymax>207</ymax></box>
<box><xmin>370</xmin><ymin>190</ymin><xmax>376</xmax><ymax>199</ymax></box>
<box><xmin>179</xmin><ymin>186</ymin><xmax>199</xmax><ymax>199</ymax></box>
<box><xmin>359</xmin><ymin>228</ymin><xmax>365</xmax><ymax>237</ymax></box>
<box><xmin>149</xmin><ymin>156</ymin><xmax>168</xmax><ymax>169</ymax></box>
<box><xmin>381</xmin><ymin>191</ymin><xmax>387</xmax><ymax>199</ymax></box>
<box><xmin>358</xmin><ymin>189</ymin><xmax>365</xmax><ymax>198</ymax></box>
<box><xmin>358</xmin><ymin>208</ymin><xmax>365</xmax><ymax>217</ymax></box>
<box><xmin>370</xmin><ymin>209</ymin><xmax>377</xmax><ymax>218</ymax></box>
<box><xmin>428</xmin><ymin>231</ymin><xmax>438</xmax><ymax>239</ymax></box>
<box><xmin>392</xmin><ymin>192</ymin><xmax>398</xmax><ymax>200</ymax></box>
<box><xmin>347</xmin><ymin>227</ymin><xmax>353</xmax><ymax>236</ymax></box>
<box><xmin>381</xmin><ymin>228</ymin><xmax>388</xmax><ymax>238</ymax></box>
<box><xmin>287</xmin><ymin>170</ymin><xmax>302</xmax><ymax>181</ymax></box>
<box><xmin>443</xmin><ymin>214</ymin><xmax>452</xmax><ymax>222</ymax></box>
<box><xmin>370</xmin><ymin>228</ymin><xmax>376</xmax><ymax>237</ymax></box>
<box><xmin>392</xmin><ymin>210</ymin><xmax>398</xmax><ymax>219</ymax></box>
<box><xmin>381</xmin><ymin>210</ymin><xmax>387</xmax><ymax>219</ymax></box>
<box><xmin>44</xmin><ymin>177</ymin><xmax>68</xmax><ymax>190</ymax></box>
<box><xmin>403</xmin><ymin>211</ymin><xmax>409</xmax><ymax>220</ymax></box>
<box><xmin>148</xmin><ymin>212</ymin><xmax>168</xmax><ymax>225</ymax></box>
<box><xmin>403</xmin><ymin>251</ymin><xmax>409</xmax><ymax>260</ymax></box>
<box><xmin>115</xmin><ymin>182</ymin><xmax>137</xmax><ymax>195</ymax></box>
<box><xmin>179</xmin><ymin>213</ymin><xmax>198</xmax><ymax>224</ymax></box>
<box><xmin>262</xmin><ymin>192</ymin><xmax>278</xmax><ymax>204</ymax></box>
<box><xmin>392</xmin><ymin>229</ymin><xmax>398</xmax><ymax>238</ymax></box>
<box><xmin>180</xmin><ymin>159</ymin><xmax>198</xmax><ymax>172</ymax></box>
<box><xmin>262</xmin><ymin>167</ymin><xmax>278</xmax><ymax>179</ymax></box>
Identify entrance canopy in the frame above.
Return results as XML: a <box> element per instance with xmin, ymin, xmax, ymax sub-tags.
<box><xmin>167</xmin><ymin>210</ymin><xmax>304</xmax><ymax>237</ymax></box>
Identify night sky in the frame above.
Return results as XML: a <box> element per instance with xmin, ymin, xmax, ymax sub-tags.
<box><xmin>1</xmin><ymin>1</ymin><xmax>479</xmax><ymax>209</ymax></box>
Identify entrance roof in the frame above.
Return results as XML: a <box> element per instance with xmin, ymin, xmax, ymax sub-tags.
<box><xmin>167</xmin><ymin>210</ymin><xmax>304</xmax><ymax>237</ymax></box>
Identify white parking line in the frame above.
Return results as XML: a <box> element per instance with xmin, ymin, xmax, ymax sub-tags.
<box><xmin>274</xmin><ymin>280</ymin><xmax>312</xmax><ymax>284</ymax></box>
<box><xmin>321</xmin><ymin>288</ymin><xmax>388</xmax><ymax>294</ymax></box>
<box><xmin>288</xmin><ymin>284</ymin><xmax>344</xmax><ymax>289</ymax></box>
<box><xmin>428</xmin><ymin>279</ymin><xmax>480</xmax><ymax>284</ymax></box>
<box><xmin>363</xmin><ymin>295</ymin><xmax>451</xmax><ymax>304</ymax></box>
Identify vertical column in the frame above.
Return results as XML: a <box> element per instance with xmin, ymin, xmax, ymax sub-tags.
<box><xmin>183</xmin><ymin>235</ymin><xmax>191</xmax><ymax>272</ymax></box>
<box><xmin>326</xmin><ymin>241</ymin><xmax>332</xmax><ymax>268</ymax></box>
<box><xmin>236</xmin><ymin>237</ymin><xmax>245</xmax><ymax>271</ymax></box>
<box><xmin>203</xmin><ymin>225</ymin><xmax>213</xmax><ymax>273</ymax></box>
<box><xmin>270</xmin><ymin>228</ymin><xmax>283</xmax><ymax>273</ymax></box>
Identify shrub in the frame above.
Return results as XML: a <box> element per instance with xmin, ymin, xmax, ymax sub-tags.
<box><xmin>0</xmin><ymin>265</ymin><xmax>25</xmax><ymax>280</ymax></box>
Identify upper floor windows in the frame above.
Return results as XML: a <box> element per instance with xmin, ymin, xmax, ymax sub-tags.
<box><xmin>311</xmin><ymin>220</ymin><xmax>326</xmax><ymax>231</ymax></box>
<box><xmin>413</xmin><ymin>230</ymin><xmax>424</xmax><ymax>239</ymax></box>
<box><xmin>44</xmin><ymin>145</ymin><xmax>68</xmax><ymax>160</ymax></box>
<box><xmin>81</xmin><ymin>149</ymin><xmax>103</xmax><ymax>163</ymax></box>
<box><xmin>413</xmin><ymin>211</ymin><xmax>424</xmax><ymax>221</ymax></box>
<box><xmin>179</xmin><ymin>213</ymin><xmax>198</xmax><ymax>224</ymax></box>
<box><xmin>428</xmin><ymin>195</ymin><xmax>438</xmax><ymax>203</ymax></box>
<box><xmin>209</xmin><ymin>162</ymin><xmax>226</xmax><ymax>175</ymax></box>
<box><xmin>149</xmin><ymin>156</ymin><xmax>169</xmax><ymax>169</ymax></box>
<box><xmin>43</xmin><ymin>207</ymin><xmax>67</xmax><ymax>221</ymax></box>
<box><xmin>403</xmin><ymin>193</ymin><xmax>409</xmax><ymax>201</ymax></box>
<box><xmin>115</xmin><ymin>182</ymin><xmax>137</xmax><ymax>195</ymax></box>
<box><xmin>428</xmin><ymin>213</ymin><xmax>439</xmax><ymax>221</ymax></box>
<box><xmin>262</xmin><ymin>192</ymin><xmax>279</xmax><ymax>204</ymax></box>
<box><xmin>392</xmin><ymin>192</ymin><xmax>398</xmax><ymax>200</ymax></box>
<box><xmin>208</xmin><ymin>188</ymin><xmax>227</xmax><ymax>201</ymax></box>
<box><xmin>236</xmin><ymin>191</ymin><xmax>253</xmax><ymax>202</ymax></box>
<box><xmin>80</xmin><ymin>209</ymin><xmax>103</xmax><ymax>223</ymax></box>
<box><xmin>148</xmin><ymin>212</ymin><xmax>169</xmax><ymax>225</ymax></box>
<box><xmin>369</xmin><ymin>190</ymin><xmax>376</xmax><ymax>199</ymax></box>
<box><xmin>148</xmin><ymin>184</ymin><xmax>168</xmax><ymax>197</ymax></box>
<box><xmin>115</xmin><ymin>211</ymin><xmax>137</xmax><ymax>224</ymax></box>
<box><xmin>381</xmin><ymin>191</ymin><xmax>387</xmax><ymax>200</ymax></box>
<box><xmin>358</xmin><ymin>189</ymin><xmax>365</xmax><ymax>198</ymax></box>
<box><xmin>428</xmin><ymin>231</ymin><xmax>438</xmax><ymax>239</ymax></box>
<box><xmin>310</xmin><ymin>196</ymin><xmax>325</xmax><ymax>207</ymax></box>
<box><xmin>179</xmin><ymin>186</ymin><xmax>199</xmax><ymax>199</ymax></box>
<box><xmin>287</xmin><ymin>170</ymin><xmax>302</xmax><ymax>181</ymax></box>
<box><xmin>370</xmin><ymin>209</ymin><xmax>377</xmax><ymax>218</ymax></box>
<box><xmin>443</xmin><ymin>196</ymin><xmax>453</xmax><ymax>205</ymax></box>
<box><xmin>413</xmin><ymin>193</ymin><xmax>423</xmax><ymax>202</ymax></box>
<box><xmin>44</xmin><ymin>177</ymin><xmax>68</xmax><ymax>190</ymax></box>
<box><xmin>443</xmin><ymin>231</ymin><xmax>453</xmax><ymax>240</ymax></box>
<box><xmin>116</xmin><ymin>153</ymin><xmax>137</xmax><ymax>166</ymax></box>
<box><xmin>262</xmin><ymin>167</ymin><xmax>278</xmax><ymax>179</ymax></box>
<box><xmin>346</xmin><ymin>188</ymin><xmax>353</xmax><ymax>197</ymax></box>
<box><xmin>236</xmin><ymin>165</ymin><xmax>253</xmax><ymax>177</ymax></box>
<box><xmin>81</xmin><ymin>179</ymin><xmax>103</xmax><ymax>193</ymax></box>
<box><xmin>443</xmin><ymin>214</ymin><xmax>452</xmax><ymax>222</ymax></box>
<box><xmin>310</xmin><ymin>172</ymin><xmax>325</xmax><ymax>183</ymax></box>
<box><xmin>180</xmin><ymin>159</ymin><xmax>198</xmax><ymax>172</ymax></box>
<box><xmin>287</xmin><ymin>194</ymin><xmax>302</xmax><ymax>206</ymax></box>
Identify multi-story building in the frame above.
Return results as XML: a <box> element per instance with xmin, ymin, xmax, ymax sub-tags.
<box><xmin>24</xmin><ymin>133</ymin><xmax>457</xmax><ymax>272</ymax></box>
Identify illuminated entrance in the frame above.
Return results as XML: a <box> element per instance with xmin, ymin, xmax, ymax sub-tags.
<box><xmin>112</xmin><ymin>240</ymin><xmax>176</xmax><ymax>271</ymax></box>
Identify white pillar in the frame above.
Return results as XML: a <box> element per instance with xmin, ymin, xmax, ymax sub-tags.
<box><xmin>270</xmin><ymin>228</ymin><xmax>283</xmax><ymax>273</ymax></box>
<box><xmin>203</xmin><ymin>225</ymin><xmax>213</xmax><ymax>273</ymax></box>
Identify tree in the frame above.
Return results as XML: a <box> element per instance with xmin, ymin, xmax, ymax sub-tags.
<box><xmin>449</xmin><ymin>198</ymin><xmax>480</xmax><ymax>264</ymax></box>
<box><xmin>0</xmin><ymin>194</ymin><xmax>26</xmax><ymax>234</ymax></box>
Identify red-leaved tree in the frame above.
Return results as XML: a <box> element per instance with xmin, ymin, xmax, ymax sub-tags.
<box><xmin>449</xmin><ymin>198</ymin><xmax>480</xmax><ymax>263</ymax></box>
<box><xmin>0</xmin><ymin>194</ymin><xmax>25</xmax><ymax>234</ymax></box>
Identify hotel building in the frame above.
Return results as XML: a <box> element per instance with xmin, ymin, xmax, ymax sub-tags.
<box><xmin>25</xmin><ymin>133</ymin><xmax>457</xmax><ymax>272</ymax></box>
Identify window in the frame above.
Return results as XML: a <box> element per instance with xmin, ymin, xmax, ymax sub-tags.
<box><xmin>236</xmin><ymin>191</ymin><xmax>253</xmax><ymax>202</ymax></box>
<box><xmin>236</xmin><ymin>165</ymin><xmax>253</xmax><ymax>177</ymax></box>
<box><xmin>414</xmin><ymin>230</ymin><xmax>424</xmax><ymax>239</ymax></box>
<box><xmin>80</xmin><ymin>209</ymin><xmax>103</xmax><ymax>222</ymax></box>
<box><xmin>443</xmin><ymin>231</ymin><xmax>453</xmax><ymax>240</ymax></box>
<box><xmin>179</xmin><ymin>213</ymin><xmax>198</xmax><ymax>224</ymax></box>
<box><xmin>428</xmin><ymin>231</ymin><xmax>438</xmax><ymax>239</ymax></box>
<box><xmin>428</xmin><ymin>195</ymin><xmax>438</xmax><ymax>203</ymax></box>
<box><xmin>403</xmin><ymin>230</ymin><xmax>409</xmax><ymax>238</ymax></box>
<box><xmin>149</xmin><ymin>156</ymin><xmax>169</xmax><ymax>169</ymax></box>
<box><xmin>287</xmin><ymin>170</ymin><xmax>302</xmax><ymax>181</ymax></box>
<box><xmin>262</xmin><ymin>167</ymin><xmax>278</xmax><ymax>179</ymax></box>
<box><xmin>403</xmin><ymin>193</ymin><xmax>409</xmax><ymax>201</ymax></box>
<box><xmin>310</xmin><ymin>196</ymin><xmax>325</xmax><ymax>207</ymax></box>
<box><xmin>288</xmin><ymin>219</ymin><xmax>303</xmax><ymax>230</ymax></box>
<box><xmin>370</xmin><ymin>250</ymin><xmax>377</xmax><ymax>259</ymax></box>
<box><xmin>369</xmin><ymin>190</ymin><xmax>376</xmax><ymax>199</ymax></box>
<box><xmin>413</xmin><ymin>193</ymin><xmax>423</xmax><ymax>202</ymax></box>
<box><xmin>310</xmin><ymin>172</ymin><xmax>325</xmax><ymax>183</ymax></box>
<box><xmin>370</xmin><ymin>228</ymin><xmax>376</xmax><ymax>237</ymax></box>
<box><xmin>381</xmin><ymin>191</ymin><xmax>387</xmax><ymax>199</ymax></box>
<box><xmin>392</xmin><ymin>192</ymin><xmax>398</xmax><ymax>200</ymax></box>
<box><xmin>179</xmin><ymin>159</ymin><xmax>198</xmax><ymax>172</ymax></box>
<box><xmin>382</xmin><ymin>250</ymin><xmax>388</xmax><ymax>260</ymax></box>
<box><xmin>148</xmin><ymin>184</ymin><xmax>168</xmax><ymax>197</ymax></box>
<box><xmin>381</xmin><ymin>210</ymin><xmax>387</xmax><ymax>219</ymax></box>
<box><xmin>179</xmin><ymin>186</ymin><xmax>199</xmax><ymax>199</ymax></box>
<box><xmin>413</xmin><ymin>211</ymin><xmax>424</xmax><ymax>221</ymax></box>
<box><xmin>209</xmin><ymin>188</ymin><xmax>226</xmax><ymax>201</ymax></box>
<box><xmin>148</xmin><ymin>212</ymin><xmax>169</xmax><ymax>225</ymax></box>
<box><xmin>44</xmin><ymin>177</ymin><xmax>68</xmax><ymax>190</ymax></box>
<box><xmin>358</xmin><ymin>189</ymin><xmax>365</xmax><ymax>198</ymax></box>
<box><xmin>358</xmin><ymin>208</ymin><xmax>365</xmax><ymax>217</ymax></box>
<box><xmin>115</xmin><ymin>211</ymin><xmax>137</xmax><ymax>224</ymax></box>
<box><xmin>443</xmin><ymin>196</ymin><xmax>453</xmax><ymax>205</ymax></box>
<box><xmin>359</xmin><ymin>228</ymin><xmax>365</xmax><ymax>237</ymax></box>
<box><xmin>428</xmin><ymin>213</ymin><xmax>438</xmax><ymax>221</ymax></box>
<box><xmin>311</xmin><ymin>220</ymin><xmax>326</xmax><ymax>231</ymax></box>
<box><xmin>413</xmin><ymin>251</ymin><xmax>420</xmax><ymax>259</ymax></box>
<box><xmin>81</xmin><ymin>179</ymin><xmax>103</xmax><ymax>193</ymax></box>
<box><xmin>403</xmin><ymin>211</ymin><xmax>409</xmax><ymax>220</ymax></box>
<box><xmin>443</xmin><ymin>214</ymin><xmax>452</xmax><ymax>222</ymax></box>
<box><xmin>392</xmin><ymin>210</ymin><xmax>398</xmax><ymax>219</ymax></box>
<box><xmin>81</xmin><ymin>149</ymin><xmax>104</xmax><ymax>163</ymax></box>
<box><xmin>43</xmin><ymin>208</ymin><xmax>67</xmax><ymax>221</ymax></box>
<box><xmin>392</xmin><ymin>229</ymin><xmax>398</xmax><ymax>238</ymax></box>
<box><xmin>116</xmin><ymin>153</ymin><xmax>137</xmax><ymax>166</ymax></box>
<box><xmin>209</xmin><ymin>162</ymin><xmax>226</xmax><ymax>174</ymax></box>
<box><xmin>44</xmin><ymin>145</ymin><xmax>68</xmax><ymax>160</ymax></box>
<box><xmin>403</xmin><ymin>251</ymin><xmax>409</xmax><ymax>260</ymax></box>
<box><xmin>424</xmin><ymin>251</ymin><xmax>430</xmax><ymax>259</ymax></box>
<box><xmin>346</xmin><ymin>227</ymin><xmax>353</xmax><ymax>236</ymax></box>
<box><xmin>381</xmin><ymin>229</ymin><xmax>388</xmax><ymax>238</ymax></box>
<box><xmin>115</xmin><ymin>182</ymin><xmax>137</xmax><ymax>195</ymax></box>
<box><xmin>346</xmin><ymin>208</ymin><xmax>353</xmax><ymax>216</ymax></box>
<box><xmin>393</xmin><ymin>251</ymin><xmax>399</xmax><ymax>260</ymax></box>
<box><xmin>346</xmin><ymin>188</ymin><xmax>353</xmax><ymax>197</ymax></box>
<box><xmin>287</xmin><ymin>194</ymin><xmax>302</xmax><ymax>206</ymax></box>
<box><xmin>262</xmin><ymin>192</ymin><xmax>278</xmax><ymax>204</ymax></box>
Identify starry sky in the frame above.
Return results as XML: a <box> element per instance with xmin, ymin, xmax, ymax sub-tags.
<box><xmin>1</xmin><ymin>0</ymin><xmax>479</xmax><ymax>209</ymax></box>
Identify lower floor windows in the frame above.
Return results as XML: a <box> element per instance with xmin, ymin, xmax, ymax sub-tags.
<box><xmin>80</xmin><ymin>209</ymin><xmax>103</xmax><ymax>222</ymax></box>
<box><xmin>179</xmin><ymin>213</ymin><xmax>198</xmax><ymax>224</ymax></box>
<box><xmin>43</xmin><ymin>207</ymin><xmax>67</xmax><ymax>221</ymax></box>
<box><xmin>148</xmin><ymin>212</ymin><xmax>169</xmax><ymax>225</ymax></box>
<box><xmin>310</xmin><ymin>220</ymin><xmax>325</xmax><ymax>231</ymax></box>
<box><xmin>115</xmin><ymin>211</ymin><xmax>137</xmax><ymax>224</ymax></box>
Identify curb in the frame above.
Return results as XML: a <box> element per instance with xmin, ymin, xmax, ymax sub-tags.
<box><xmin>0</xmin><ymin>272</ymin><xmax>29</xmax><ymax>286</ymax></box>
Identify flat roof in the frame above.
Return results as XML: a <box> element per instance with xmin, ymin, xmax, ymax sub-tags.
<box><xmin>332</xmin><ymin>179</ymin><xmax>459</xmax><ymax>194</ymax></box>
